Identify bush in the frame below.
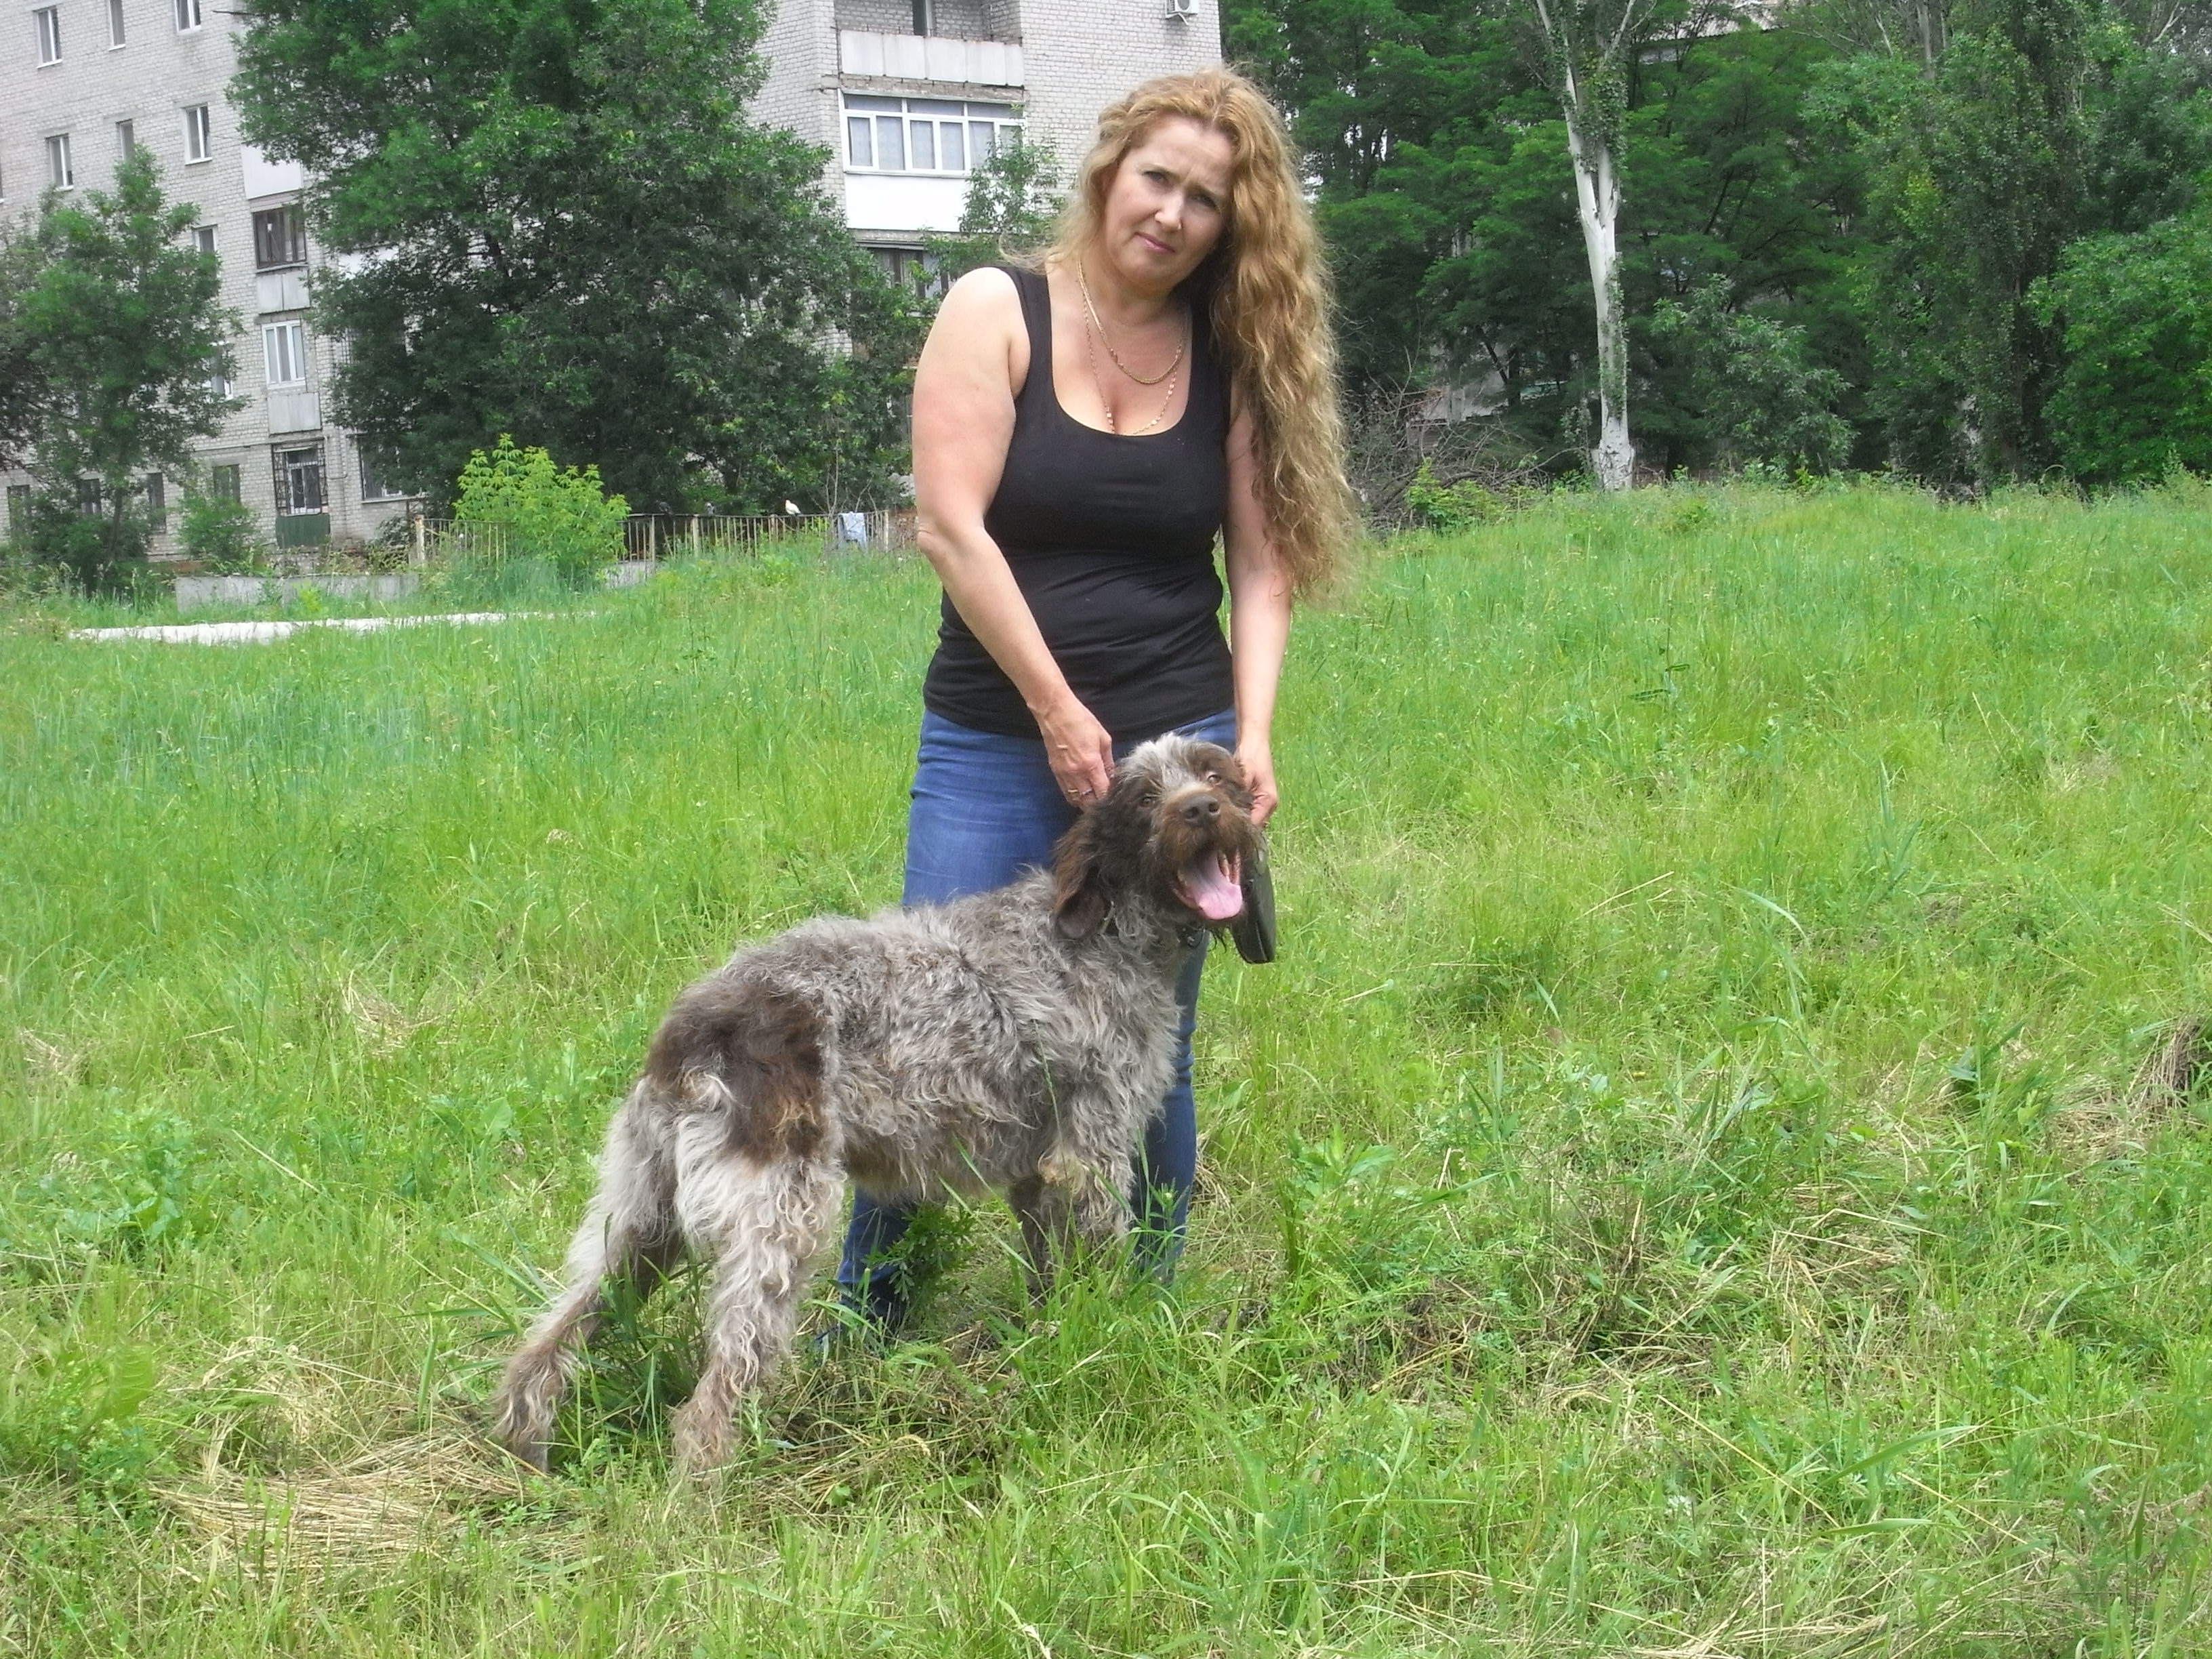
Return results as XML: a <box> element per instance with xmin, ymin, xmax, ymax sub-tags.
<box><xmin>177</xmin><ymin>489</ymin><xmax>269</xmax><ymax>574</ymax></box>
<box><xmin>20</xmin><ymin>487</ymin><xmax>152</xmax><ymax>595</ymax></box>
<box><xmin>2034</xmin><ymin>212</ymin><xmax>2212</xmax><ymax>485</ymax></box>
<box><xmin>453</xmin><ymin>436</ymin><xmax>628</xmax><ymax>584</ymax></box>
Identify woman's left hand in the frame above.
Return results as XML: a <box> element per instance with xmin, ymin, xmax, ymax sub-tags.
<box><xmin>1236</xmin><ymin>739</ymin><xmax>1278</xmax><ymax>827</ymax></box>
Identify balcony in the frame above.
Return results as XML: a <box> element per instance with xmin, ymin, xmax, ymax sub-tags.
<box><xmin>838</xmin><ymin>30</ymin><xmax>1023</xmax><ymax>87</ymax></box>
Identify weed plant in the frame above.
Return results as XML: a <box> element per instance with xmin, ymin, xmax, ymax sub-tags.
<box><xmin>5</xmin><ymin>483</ymin><xmax>2212</xmax><ymax>1653</ymax></box>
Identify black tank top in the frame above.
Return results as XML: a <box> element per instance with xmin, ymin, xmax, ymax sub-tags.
<box><xmin>921</xmin><ymin>264</ymin><xmax>1235</xmax><ymax>743</ymax></box>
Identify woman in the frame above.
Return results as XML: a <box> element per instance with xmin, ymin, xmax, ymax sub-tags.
<box><xmin>836</xmin><ymin>66</ymin><xmax>1355</xmax><ymax>1325</ymax></box>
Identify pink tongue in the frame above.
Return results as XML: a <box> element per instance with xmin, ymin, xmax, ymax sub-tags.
<box><xmin>1181</xmin><ymin>852</ymin><xmax>1244</xmax><ymax>922</ymax></box>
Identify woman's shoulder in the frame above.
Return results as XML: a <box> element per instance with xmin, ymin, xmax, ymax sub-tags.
<box><xmin>941</xmin><ymin>264</ymin><xmax>1026</xmax><ymax>316</ymax></box>
<box><xmin>918</xmin><ymin>265</ymin><xmax>1034</xmax><ymax>400</ymax></box>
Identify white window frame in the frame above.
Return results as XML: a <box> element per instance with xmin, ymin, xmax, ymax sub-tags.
<box><xmin>115</xmin><ymin>119</ymin><xmax>135</xmax><ymax>160</ymax></box>
<box><xmin>173</xmin><ymin>0</ymin><xmax>201</xmax><ymax>31</ymax></box>
<box><xmin>45</xmin><ymin>134</ymin><xmax>73</xmax><ymax>190</ymax></box>
<box><xmin>192</xmin><ymin>224</ymin><xmax>216</xmax><ymax>256</ymax></box>
<box><xmin>108</xmin><ymin>0</ymin><xmax>125</xmax><ymax>47</ymax></box>
<box><xmin>262</xmin><ymin>320</ymin><xmax>308</xmax><ymax>388</ymax></box>
<box><xmin>182</xmin><ymin>104</ymin><xmax>212</xmax><ymax>164</ymax></box>
<box><xmin>841</xmin><ymin>95</ymin><xmax>1021</xmax><ymax>178</ymax></box>
<box><xmin>34</xmin><ymin>5</ymin><xmax>60</xmax><ymax>64</ymax></box>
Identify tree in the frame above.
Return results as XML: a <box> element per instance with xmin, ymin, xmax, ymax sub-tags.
<box><xmin>232</xmin><ymin>0</ymin><xmax>920</xmax><ymax>514</ymax></box>
<box><xmin>1527</xmin><ymin>0</ymin><xmax>1658</xmax><ymax>487</ymax></box>
<box><xmin>0</xmin><ymin>215</ymin><xmax>49</xmax><ymax>474</ymax></box>
<box><xmin>1645</xmin><ymin>277</ymin><xmax>1851</xmax><ymax>468</ymax></box>
<box><xmin>2034</xmin><ymin>207</ymin><xmax>2212</xmax><ymax>480</ymax></box>
<box><xmin>18</xmin><ymin>150</ymin><xmax>237</xmax><ymax>588</ymax></box>
<box><xmin>923</xmin><ymin>138</ymin><xmax>1065</xmax><ymax>290</ymax></box>
<box><xmin>1825</xmin><ymin>0</ymin><xmax>2212</xmax><ymax>480</ymax></box>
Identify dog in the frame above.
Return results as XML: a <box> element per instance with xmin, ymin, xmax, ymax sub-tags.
<box><xmin>490</xmin><ymin>734</ymin><xmax>1259</xmax><ymax>1471</ymax></box>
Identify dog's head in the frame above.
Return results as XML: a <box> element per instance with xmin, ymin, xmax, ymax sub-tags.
<box><xmin>1051</xmin><ymin>736</ymin><xmax>1261</xmax><ymax>941</ymax></box>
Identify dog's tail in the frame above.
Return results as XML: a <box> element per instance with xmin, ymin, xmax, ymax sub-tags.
<box><xmin>642</xmin><ymin>979</ymin><xmax>827</xmax><ymax>1162</ymax></box>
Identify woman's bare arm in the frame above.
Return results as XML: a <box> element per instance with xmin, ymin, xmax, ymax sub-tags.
<box><xmin>912</xmin><ymin>267</ymin><xmax>1115</xmax><ymax>804</ymax></box>
<box><xmin>1222</xmin><ymin>402</ymin><xmax>1293</xmax><ymax>825</ymax></box>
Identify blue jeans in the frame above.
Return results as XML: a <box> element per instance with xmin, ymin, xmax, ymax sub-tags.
<box><xmin>835</xmin><ymin>705</ymin><xmax>1238</xmax><ymax>1324</ymax></box>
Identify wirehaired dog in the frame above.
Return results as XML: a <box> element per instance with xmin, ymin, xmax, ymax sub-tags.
<box><xmin>491</xmin><ymin>735</ymin><xmax>1258</xmax><ymax>1471</ymax></box>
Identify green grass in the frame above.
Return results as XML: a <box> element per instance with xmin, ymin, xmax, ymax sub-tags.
<box><xmin>7</xmin><ymin>480</ymin><xmax>2212</xmax><ymax>1654</ymax></box>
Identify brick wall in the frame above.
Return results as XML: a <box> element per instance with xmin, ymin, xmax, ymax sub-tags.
<box><xmin>0</xmin><ymin>0</ymin><xmax>410</xmax><ymax>556</ymax></box>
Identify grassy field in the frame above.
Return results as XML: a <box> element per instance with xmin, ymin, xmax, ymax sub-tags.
<box><xmin>7</xmin><ymin>480</ymin><xmax>2212</xmax><ymax>1655</ymax></box>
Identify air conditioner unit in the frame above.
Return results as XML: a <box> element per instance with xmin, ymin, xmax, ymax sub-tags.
<box><xmin>1164</xmin><ymin>0</ymin><xmax>1197</xmax><ymax>20</ymax></box>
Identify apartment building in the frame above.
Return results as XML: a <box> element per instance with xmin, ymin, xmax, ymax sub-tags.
<box><xmin>0</xmin><ymin>0</ymin><xmax>1221</xmax><ymax>558</ymax></box>
<box><xmin>756</xmin><ymin>0</ymin><xmax>1224</xmax><ymax>286</ymax></box>
<box><xmin>1</xmin><ymin>0</ymin><xmax>413</xmax><ymax>555</ymax></box>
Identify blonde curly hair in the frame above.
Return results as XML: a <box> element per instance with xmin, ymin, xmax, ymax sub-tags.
<box><xmin>1047</xmin><ymin>67</ymin><xmax>1356</xmax><ymax>597</ymax></box>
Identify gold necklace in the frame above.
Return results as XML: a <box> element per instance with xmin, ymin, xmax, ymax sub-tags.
<box><xmin>1075</xmin><ymin>259</ymin><xmax>1187</xmax><ymax>388</ymax></box>
<box><xmin>1082</xmin><ymin>323</ymin><xmax>1179</xmax><ymax>434</ymax></box>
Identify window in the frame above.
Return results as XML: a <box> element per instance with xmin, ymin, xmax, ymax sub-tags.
<box><xmin>5</xmin><ymin>484</ymin><xmax>28</xmax><ymax>542</ymax></box>
<box><xmin>75</xmin><ymin>476</ymin><xmax>103</xmax><ymax>516</ymax></box>
<box><xmin>108</xmin><ymin>0</ymin><xmax>125</xmax><ymax>47</ymax></box>
<box><xmin>144</xmin><ymin>473</ymin><xmax>167</xmax><ymax>531</ymax></box>
<box><xmin>870</xmin><ymin>246</ymin><xmax>948</xmax><ymax>303</ymax></box>
<box><xmin>359</xmin><ymin>448</ymin><xmax>407</xmax><ymax>502</ymax></box>
<box><xmin>115</xmin><ymin>120</ymin><xmax>135</xmax><ymax>160</ymax></box>
<box><xmin>842</xmin><ymin>96</ymin><xmax>1019</xmax><ymax>176</ymax></box>
<box><xmin>262</xmin><ymin>321</ymin><xmax>308</xmax><ymax>386</ymax></box>
<box><xmin>34</xmin><ymin>5</ymin><xmax>60</xmax><ymax>64</ymax></box>
<box><xmin>206</xmin><ymin>355</ymin><xmax>232</xmax><ymax>397</ymax></box>
<box><xmin>173</xmin><ymin>0</ymin><xmax>201</xmax><ymax>30</ymax></box>
<box><xmin>183</xmin><ymin>104</ymin><xmax>211</xmax><ymax>163</ymax></box>
<box><xmin>273</xmin><ymin>445</ymin><xmax>325</xmax><ymax>514</ymax></box>
<box><xmin>210</xmin><ymin>464</ymin><xmax>241</xmax><ymax>503</ymax></box>
<box><xmin>45</xmin><ymin>134</ymin><xmax>73</xmax><ymax>190</ymax></box>
<box><xmin>192</xmin><ymin>224</ymin><xmax>216</xmax><ymax>257</ymax></box>
<box><xmin>252</xmin><ymin>204</ymin><xmax>305</xmax><ymax>270</ymax></box>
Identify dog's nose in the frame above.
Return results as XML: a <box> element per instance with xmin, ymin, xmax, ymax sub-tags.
<box><xmin>1181</xmin><ymin>796</ymin><xmax>1221</xmax><ymax>824</ymax></box>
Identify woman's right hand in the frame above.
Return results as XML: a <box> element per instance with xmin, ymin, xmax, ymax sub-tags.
<box><xmin>1036</xmin><ymin>697</ymin><xmax>1115</xmax><ymax>808</ymax></box>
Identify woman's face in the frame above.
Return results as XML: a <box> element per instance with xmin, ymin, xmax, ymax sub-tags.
<box><xmin>1095</xmin><ymin>116</ymin><xmax>1235</xmax><ymax>295</ymax></box>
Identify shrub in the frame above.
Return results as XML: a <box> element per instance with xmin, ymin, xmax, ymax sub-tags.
<box><xmin>177</xmin><ymin>489</ymin><xmax>269</xmax><ymax>575</ymax></box>
<box><xmin>2034</xmin><ymin>211</ymin><xmax>2212</xmax><ymax>485</ymax></box>
<box><xmin>20</xmin><ymin>487</ymin><xmax>152</xmax><ymax>595</ymax></box>
<box><xmin>453</xmin><ymin>436</ymin><xmax>628</xmax><ymax>584</ymax></box>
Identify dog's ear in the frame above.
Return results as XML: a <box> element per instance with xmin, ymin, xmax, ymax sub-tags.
<box><xmin>1050</xmin><ymin>817</ymin><xmax>1111</xmax><ymax>940</ymax></box>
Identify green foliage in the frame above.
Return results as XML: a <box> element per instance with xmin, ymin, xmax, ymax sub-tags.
<box><xmin>9</xmin><ymin>150</ymin><xmax>237</xmax><ymax>590</ymax></box>
<box><xmin>1645</xmin><ymin>278</ymin><xmax>1852</xmax><ymax>470</ymax></box>
<box><xmin>18</xmin><ymin>488</ymin><xmax>157</xmax><ymax>597</ymax></box>
<box><xmin>2034</xmin><ymin>209</ymin><xmax>2212</xmax><ymax>483</ymax></box>
<box><xmin>1402</xmin><ymin>457</ymin><xmax>1507</xmax><ymax>529</ymax></box>
<box><xmin>177</xmin><ymin>491</ymin><xmax>270</xmax><ymax>575</ymax></box>
<box><xmin>1821</xmin><ymin>0</ymin><xmax>2212</xmax><ymax>482</ymax></box>
<box><xmin>1233</xmin><ymin>0</ymin><xmax>2212</xmax><ymax>487</ymax></box>
<box><xmin>0</xmin><ymin>215</ymin><xmax>47</xmax><ymax>471</ymax></box>
<box><xmin>922</xmin><ymin>138</ymin><xmax>1066</xmax><ymax>290</ymax></box>
<box><xmin>232</xmin><ymin>0</ymin><xmax>920</xmax><ymax>513</ymax></box>
<box><xmin>453</xmin><ymin>435</ymin><xmax>628</xmax><ymax>582</ymax></box>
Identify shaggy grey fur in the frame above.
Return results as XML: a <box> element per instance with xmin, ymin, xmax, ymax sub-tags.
<box><xmin>491</xmin><ymin>735</ymin><xmax>1260</xmax><ymax>1471</ymax></box>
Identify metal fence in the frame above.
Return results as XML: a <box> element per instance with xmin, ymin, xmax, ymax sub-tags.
<box><xmin>398</xmin><ymin>510</ymin><xmax>917</xmax><ymax>567</ymax></box>
<box><xmin>619</xmin><ymin>510</ymin><xmax>918</xmax><ymax>561</ymax></box>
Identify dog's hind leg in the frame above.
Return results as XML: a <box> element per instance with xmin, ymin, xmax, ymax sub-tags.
<box><xmin>668</xmin><ymin>1137</ymin><xmax>844</xmax><ymax>1473</ymax></box>
<box><xmin>492</xmin><ymin>1089</ymin><xmax>682</xmax><ymax>1470</ymax></box>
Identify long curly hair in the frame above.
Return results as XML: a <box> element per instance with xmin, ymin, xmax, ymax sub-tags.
<box><xmin>1046</xmin><ymin>67</ymin><xmax>1356</xmax><ymax>597</ymax></box>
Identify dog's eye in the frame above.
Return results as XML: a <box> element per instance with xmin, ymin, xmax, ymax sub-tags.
<box><xmin>1139</xmin><ymin>789</ymin><xmax>1160</xmax><ymax>806</ymax></box>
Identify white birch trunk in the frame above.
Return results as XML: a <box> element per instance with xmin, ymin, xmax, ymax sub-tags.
<box><xmin>1559</xmin><ymin>78</ymin><xmax>1635</xmax><ymax>491</ymax></box>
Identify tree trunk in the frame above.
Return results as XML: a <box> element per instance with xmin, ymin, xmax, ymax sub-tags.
<box><xmin>1560</xmin><ymin>87</ymin><xmax>1636</xmax><ymax>491</ymax></box>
